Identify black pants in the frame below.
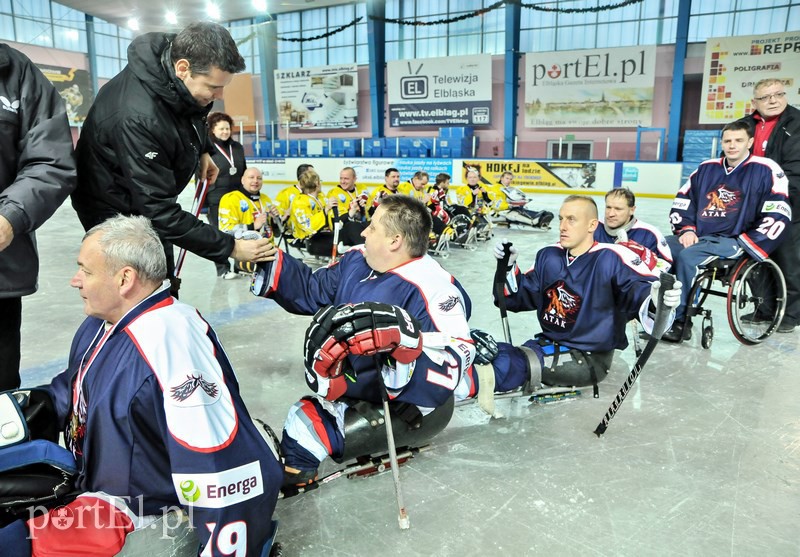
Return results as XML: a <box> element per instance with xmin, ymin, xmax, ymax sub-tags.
<box><xmin>0</xmin><ymin>297</ymin><xmax>22</xmax><ymax>391</ymax></box>
<box><xmin>339</xmin><ymin>221</ymin><xmax>367</xmax><ymax>247</ymax></box>
<box><xmin>771</xmin><ymin>221</ymin><xmax>800</xmax><ymax>326</ymax></box>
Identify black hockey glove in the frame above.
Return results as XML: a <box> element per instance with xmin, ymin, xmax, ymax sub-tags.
<box><xmin>470</xmin><ymin>329</ymin><xmax>499</xmax><ymax>365</ymax></box>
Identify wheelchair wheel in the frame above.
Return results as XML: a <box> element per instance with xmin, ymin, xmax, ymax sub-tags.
<box><xmin>701</xmin><ymin>326</ymin><xmax>713</xmax><ymax>349</ymax></box>
<box><xmin>727</xmin><ymin>258</ymin><xmax>786</xmax><ymax>345</ymax></box>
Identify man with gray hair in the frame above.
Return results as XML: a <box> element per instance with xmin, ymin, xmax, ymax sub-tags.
<box><xmin>738</xmin><ymin>78</ymin><xmax>800</xmax><ymax>332</ymax></box>
<box><xmin>0</xmin><ymin>215</ymin><xmax>281</xmax><ymax>556</ymax></box>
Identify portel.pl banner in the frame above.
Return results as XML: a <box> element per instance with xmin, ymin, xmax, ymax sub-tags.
<box><xmin>699</xmin><ymin>31</ymin><xmax>799</xmax><ymax>124</ymax></box>
<box><xmin>524</xmin><ymin>45</ymin><xmax>656</xmax><ymax>128</ymax></box>
<box><xmin>387</xmin><ymin>54</ymin><xmax>492</xmax><ymax>127</ymax></box>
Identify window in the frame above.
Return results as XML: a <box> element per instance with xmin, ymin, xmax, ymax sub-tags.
<box><xmin>276</xmin><ymin>3</ymin><xmax>367</xmax><ymax>68</ymax></box>
<box><xmin>385</xmin><ymin>0</ymin><xmax>505</xmax><ymax>60</ymax></box>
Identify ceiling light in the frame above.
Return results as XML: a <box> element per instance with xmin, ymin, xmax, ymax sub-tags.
<box><xmin>165</xmin><ymin>11</ymin><xmax>178</xmax><ymax>25</ymax></box>
<box><xmin>253</xmin><ymin>0</ymin><xmax>267</xmax><ymax>10</ymax></box>
<box><xmin>128</xmin><ymin>18</ymin><xmax>140</xmax><ymax>31</ymax></box>
<box><xmin>207</xmin><ymin>3</ymin><xmax>221</xmax><ymax>20</ymax></box>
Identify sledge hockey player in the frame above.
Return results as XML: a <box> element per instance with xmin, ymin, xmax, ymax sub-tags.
<box><xmin>400</xmin><ymin>170</ymin><xmax>430</xmax><ymax>202</ymax></box>
<box><xmin>328</xmin><ymin>166</ymin><xmax>368</xmax><ymax>248</ymax></box>
<box><xmin>662</xmin><ymin>120</ymin><xmax>791</xmax><ymax>342</ymax></box>
<box><xmin>0</xmin><ymin>216</ymin><xmax>282</xmax><ymax>555</ymax></box>
<box><xmin>275</xmin><ymin>163</ymin><xmax>314</xmax><ymax>228</ymax></box>
<box><xmin>250</xmin><ymin>195</ymin><xmax>474</xmax><ymax>493</ymax></box>
<box><xmin>458</xmin><ymin>169</ymin><xmax>493</xmax><ymax>241</ymax></box>
<box><xmin>426</xmin><ymin>173</ymin><xmax>476</xmax><ymax>248</ymax></box>
<box><xmin>289</xmin><ymin>169</ymin><xmax>336</xmax><ymax>257</ymax></box>
<box><xmin>594</xmin><ymin>187</ymin><xmax>672</xmax><ymax>271</ymax></box>
<box><xmin>460</xmin><ymin>195</ymin><xmax>682</xmax><ymax>406</ymax></box>
<box><xmin>489</xmin><ymin>171</ymin><xmax>554</xmax><ymax>230</ymax></box>
<box><xmin>218</xmin><ymin>167</ymin><xmax>282</xmax><ymax>274</ymax></box>
<box><xmin>366</xmin><ymin>167</ymin><xmax>402</xmax><ymax>218</ymax></box>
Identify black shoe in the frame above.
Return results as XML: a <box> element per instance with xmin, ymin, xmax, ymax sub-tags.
<box><xmin>662</xmin><ymin>320</ymin><xmax>692</xmax><ymax>343</ymax></box>
<box><xmin>777</xmin><ymin>321</ymin><xmax>796</xmax><ymax>333</ymax></box>
<box><xmin>741</xmin><ymin>312</ymin><xmax>771</xmax><ymax>323</ymax></box>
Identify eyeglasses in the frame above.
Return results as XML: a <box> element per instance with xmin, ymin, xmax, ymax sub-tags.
<box><xmin>754</xmin><ymin>91</ymin><xmax>787</xmax><ymax>102</ymax></box>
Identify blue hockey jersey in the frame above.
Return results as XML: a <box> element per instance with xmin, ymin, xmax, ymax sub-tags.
<box><xmin>594</xmin><ymin>218</ymin><xmax>673</xmax><ymax>264</ymax></box>
<box><xmin>252</xmin><ymin>247</ymin><xmax>474</xmax><ymax>410</ymax></box>
<box><xmin>669</xmin><ymin>154</ymin><xmax>791</xmax><ymax>260</ymax></box>
<box><xmin>45</xmin><ymin>284</ymin><xmax>282</xmax><ymax>556</ymax></box>
<box><xmin>500</xmin><ymin>243</ymin><xmax>658</xmax><ymax>352</ymax></box>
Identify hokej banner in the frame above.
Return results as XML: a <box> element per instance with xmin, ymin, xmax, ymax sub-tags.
<box><xmin>36</xmin><ymin>65</ymin><xmax>92</xmax><ymax>126</ymax></box>
<box><xmin>274</xmin><ymin>64</ymin><xmax>358</xmax><ymax>129</ymax></box>
<box><xmin>699</xmin><ymin>31</ymin><xmax>800</xmax><ymax>124</ymax></box>
<box><xmin>387</xmin><ymin>54</ymin><xmax>492</xmax><ymax>127</ymax></box>
<box><xmin>524</xmin><ymin>46</ymin><xmax>657</xmax><ymax>128</ymax></box>
<box><xmin>461</xmin><ymin>160</ymin><xmax>598</xmax><ymax>189</ymax></box>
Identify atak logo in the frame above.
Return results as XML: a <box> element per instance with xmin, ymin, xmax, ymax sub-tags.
<box><xmin>0</xmin><ymin>96</ymin><xmax>19</xmax><ymax>114</ymax></box>
<box><xmin>170</xmin><ymin>374</ymin><xmax>219</xmax><ymax>402</ymax></box>
<box><xmin>542</xmin><ymin>280</ymin><xmax>581</xmax><ymax>329</ymax></box>
<box><xmin>438</xmin><ymin>295</ymin><xmax>462</xmax><ymax>312</ymax></box>
<box><xmin>702</xmin><ymin>185</ymin><xmax>739</xmax><ymax>217</ymax></box>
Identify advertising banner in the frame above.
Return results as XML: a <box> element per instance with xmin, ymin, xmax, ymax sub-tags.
<box><xmin>523</xmin><ymin>46</ymin><xmax>656</xmax><ymax>128</ymax></box>
<box><xmin>387</xmin><ymin>54</ymin><xmax>492</xmax><ymax>127</ymax></box>
<box><xmin>274</xmin><ymin>64</ymin><xmax>358</xmax><ymax>129</ymax></box>
<box><xmin>699</xmin><ymin>32</ymin><xmax>800</xmax><ymax>124</ymax></box>
<box><xmin>461</xmin><ymin>160</ymin><xmax>599</xmax><ymax>189</ymax></box>
<box><xmin>36</xmin><ymin>65</ymin><xmax>92</xmax><ymax>126</ymax></box>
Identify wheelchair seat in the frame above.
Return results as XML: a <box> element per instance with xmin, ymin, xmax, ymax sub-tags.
<box><xmin>685</xmin><ymin>256</ymin><xmax>786</xmax><ymax>348</ymax></box>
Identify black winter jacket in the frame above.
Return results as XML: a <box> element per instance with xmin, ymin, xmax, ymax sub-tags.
<box><xmin>207</xmin><ymin>137</ymin><xmax>246</xmax><ymax>205</ymax></box>
<box><xmin>741</xmin><ymin>104</ymin><xmax>800</xmax><ymax>221</ymax></box>
<box><xmin>0</xmin><ymin>44</ymin><xmax>76</xmax><ymax>297</ymax></box>
<box><xmin>72</xmin><ymin>32</ymin><xmax>234</xmax><ymax>262</ymax></box>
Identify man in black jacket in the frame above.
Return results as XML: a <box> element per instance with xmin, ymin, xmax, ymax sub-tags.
<box><xmin>0</xmin><ymin>45</ymin><xmax>76</xmax><ymax>390</ymax></box>
<box><xmin>739</xmin><ymin>79</ymin><xmax>800</xmax><ymax>332</ymax></box>
<box><xmin>72</xmin><ymin>22</ymin><xmax>272</xmax><ymax>292</ymax></box>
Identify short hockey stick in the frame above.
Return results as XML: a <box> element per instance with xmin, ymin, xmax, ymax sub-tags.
<box><xmin>594</xmin><ymin>273</ymin><xmax>676</xmax><ymax>436</ymax></box>
<box><xmin>376</xmin><ymin>356</ymin><xmax>411</xmax><ymax>529</ymax></box>
<box><xmin>494</xmin><ymin>243</ymin><xmax>513</xmax><ymax>344</ymax></box>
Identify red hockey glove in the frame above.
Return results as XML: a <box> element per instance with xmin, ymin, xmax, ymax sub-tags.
<box><xmin>432</xmin><ymin>204</ymin><xmax>450</xmax><ymax>225</ymax></box>
<box><xmin>333</xmin><ymin>302</ymin><xmax>423</xmax><ymax>363</ymax></box>
<box><xmin>304</xmin><ymin>302</ymin><xmax>424</xmax><ymax>378</ymax></box>
<box><xmin>618</xmin><ymin>240</ymin><xmax>657</xmax><ymax>271</ymax></box>
<box><xmin>304</xmin><ymin>305</ymin><xmax>350</xmax><ymax>378</ymax></box>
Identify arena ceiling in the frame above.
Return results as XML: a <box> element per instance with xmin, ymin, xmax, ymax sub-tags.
<box><xmin>57</xmin><ymin>0</ymin><xmax>354</xmax><ymax>32</ymax></box>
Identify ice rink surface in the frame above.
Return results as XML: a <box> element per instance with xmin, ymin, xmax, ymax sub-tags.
<box><xmin>21</xmin><ymin>193</ymin><xmax>800</xmax><ymax>556</ymax></box>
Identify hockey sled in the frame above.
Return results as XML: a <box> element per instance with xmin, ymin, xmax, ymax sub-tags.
<box><xmin>456</xmin><ymin>386</ymin><xmax>582</xmax><ymax>410</ymax></box>
<box><xmin>280</xmin><ymin>446</ymin><xmax>430</xmax><ymax>499</ymax></box>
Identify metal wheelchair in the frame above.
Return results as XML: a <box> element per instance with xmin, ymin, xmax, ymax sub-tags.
<box><xmin>681</xmin><ymin>256</ymin><xmax>786</xmax><ymax>348</ymax></box>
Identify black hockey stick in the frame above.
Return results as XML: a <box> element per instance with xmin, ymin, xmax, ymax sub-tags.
<box><xmin>494</xmin><ymin>242</ymin><xmax>513</xmax><ymax>344</ymax></box>
<box><xmin>594</xmin><ymin>273</ymin><xmax>676</xmax><ymax>436</ymax></box>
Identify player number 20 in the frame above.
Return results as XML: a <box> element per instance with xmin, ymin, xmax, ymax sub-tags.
<box><xmin>756</xmin><ymin>217</ymin><xmax>785</xmax><ymax>240</ymax></box>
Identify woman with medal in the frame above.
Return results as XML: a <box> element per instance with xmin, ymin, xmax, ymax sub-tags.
<box><xmin>207</xmin><ymin>112</ymin><xmax>246</xmax><ymax>279</ymax></box>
